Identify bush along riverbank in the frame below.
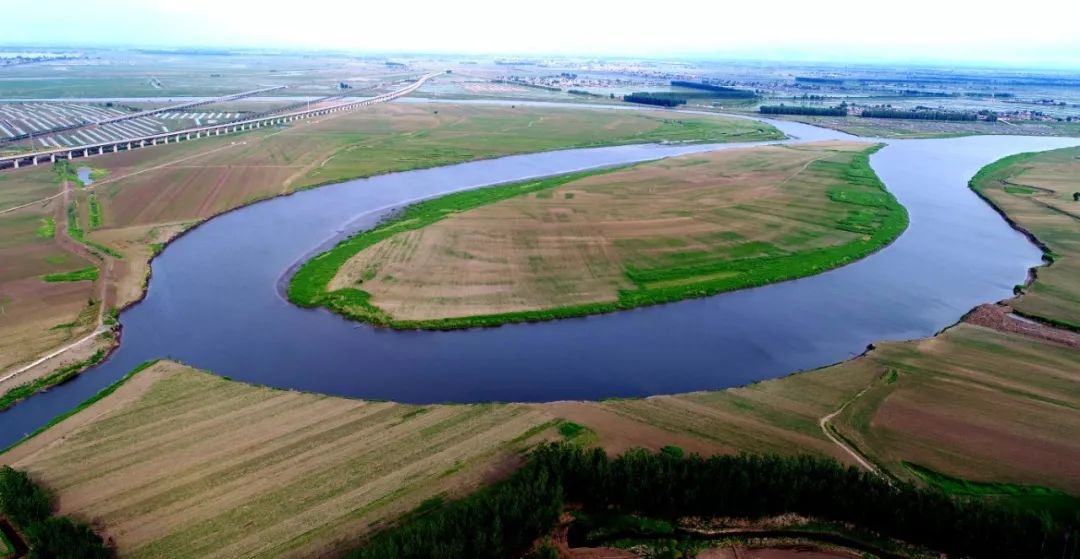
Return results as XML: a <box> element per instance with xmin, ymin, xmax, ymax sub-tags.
<box><xmin>0</xmin><ymin>466</ymin><xmax>109</xmax><ymax>558</ymax></box>
<box><xmin>344</xmin><ymin>444</ymin><xmax>1077</xmax><ymax>559</ymax></box>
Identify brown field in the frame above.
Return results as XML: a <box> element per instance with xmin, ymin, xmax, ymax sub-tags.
<box><xmin>331</xmin><ymin>141</ymin><xmax>875</xmax><ymax>321</ymax></box>
<box><xmin>2</xmin><ymin>361</ymin><xmax>557</xmax><ymax>559</ymax></box>
<box><xmin>0</xmin><ymin>167</ymin><xmax>99</xmax><ymax>372</ymax></box>
<box><xmin>0</xmin><ymin>103</ymin><xmax>779</xmax><ymax>379</ymax></box>
<box><xmin>973</xmin><ymin>146</ymin><xmax>1080</xmax><ymax>328</ymax></box>
<box><xmin>830</xmin><ymin>323</ymin><xmax>1080</xmax><ymax>492</ymax></box>
<box><xmin>4</xmin><ymin>317</ymin><xmax>1077</xmax><ymax>557</ymax></box>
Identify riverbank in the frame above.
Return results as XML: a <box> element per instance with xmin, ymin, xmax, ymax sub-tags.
<box><xmin>0</xmin><ymin>104</ymin><xmax>782</xmax><ymax>413</ymax></box>
<box><xmin>291</xmin><ymin>142</ymin><xmax>907</xmax><ymax>329</ymax></box>
<box><xmin>5</xmin><ymin>345</ymin><xmax>1073</xmax><ymax>559</ymax></box>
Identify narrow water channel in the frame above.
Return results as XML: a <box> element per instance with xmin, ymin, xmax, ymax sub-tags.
<box><xmin>1</xmin><ymin>116</ymin><xmax>1076</xmax><ymax>449</ymax></box>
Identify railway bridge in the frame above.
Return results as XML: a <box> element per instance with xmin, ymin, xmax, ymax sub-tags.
<box><xmin>0</xmin><ymin>74</ymin><xmax>437</xmax><ymax>172</ymax></box>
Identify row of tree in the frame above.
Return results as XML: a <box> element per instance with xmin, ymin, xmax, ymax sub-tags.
<box><xmin>670</xmin><ymin>81</ymin><xmax>757</xmax><ymax>98</ymax></box>
<box><xmin>623</xmin><ymin>93</ymin><xmax>686</xmax><ymax>107</ymax></box>
<box><xmin>347</xmin><ymin>444</ymin><xmax>1078</xmax><ymax>559</ymax></box>
<box><xmin>860</xmin><ymin>109</ymin><xmax>979</xmax><ymax>121</ymax></box>
<box><xmin>759</xmin><ymin>105</ymin><xmax>848</xmax><ymax>116</ymax></box>
<box><xmin>0</xmin><ymin>466</ymin><xmax>109</xmax><ymax>558</ymax></box>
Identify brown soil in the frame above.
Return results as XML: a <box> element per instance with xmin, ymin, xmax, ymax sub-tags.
<box><xmin>964</xmin><ymin>303</ymin><xmax>1080</xmax><ymax>347</ymax></box>
<box><xmin>332</xmin><ymin>141</ymin><xmax>873</xmax><ymax>321</ymax></box>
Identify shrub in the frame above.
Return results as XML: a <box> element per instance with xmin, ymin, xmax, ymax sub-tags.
<box><xmin>24</xmin><ymin>517</ymin><xmax>109</xmax><ymax>559</ymax></box>
<box><xmin>0</xmin><ymin>466</ymin><xmax>51</xmax><ymax>527</ymax></box>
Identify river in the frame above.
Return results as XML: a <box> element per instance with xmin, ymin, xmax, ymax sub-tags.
<box><xmin>1</xmin><ymin>114</ymin><xmax>1076</xmax><ymax>449</ymax></box>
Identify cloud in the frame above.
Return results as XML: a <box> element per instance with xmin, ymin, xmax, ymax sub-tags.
<box><xmin>3</xmin><ymin>0</ymin><xmax>1078</xmax><ymax>68</ymax></box>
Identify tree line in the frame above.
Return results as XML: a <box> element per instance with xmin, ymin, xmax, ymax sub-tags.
<box><xmin>860</xmin><ymin>109</ymin><xmax>979</xmax><ymax>121</ymax></box>
<box><xmin>346</xmin><ymin>444</ymin><xmax>1078</xmax><ymax>559</ymax></box>
<box><xmin>759</xmin><ymin>105</ymin><xmax>848</xmax><ymax>116</ymax></box>
<box><xmin>623</xmin><ymin>93</ymin><xmax>686</xmax><ymax>107</ymax></box>
<box><xmin>670</xmin><ymin>81</ymin><xmax>757</xmax><ymax>98</ymax></box>
<box><xmin>0</xmin><ymin>466</ymin><xmax>109</xmax><ymax>558</ymax></box>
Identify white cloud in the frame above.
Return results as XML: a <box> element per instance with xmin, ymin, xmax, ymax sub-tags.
<box><xmin>4</xmin><ymin>0</ymin><xmax>1079</xmax><ymax>67</ymax></box>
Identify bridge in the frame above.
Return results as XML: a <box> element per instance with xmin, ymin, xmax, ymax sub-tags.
<box><xmin>0</xmin><ymin>74</ymin><xmax>437</xmax><ymax>172</ymax></box>
<box><xmin>92</xmin><ymin>85</ymin><xmax>287</xmax><ymax>125</ymax></box>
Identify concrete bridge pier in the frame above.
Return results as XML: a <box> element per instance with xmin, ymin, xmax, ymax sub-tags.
<box><xmin>83</xmin><ymin>149</ymin><xmax>89</xmax><ymax>157</ymax></box>
<box><xmin>12</xmin><ymin>160</ymin><xmax>17</xmax><ymax>169</ymax></box>
<box><xmin>32</xmin><ymin>156</ymin><xmax>38</xmax><ymax>166</ymax></box>
<box><xmin>50</xmin><ymin>154</ymin><xmax>56</xmax><ymax>163</ymax></box>
<box><xmin>98</xmin><ymin>147</ymin><xmax>104</xmax><ymax>155</ymax></box>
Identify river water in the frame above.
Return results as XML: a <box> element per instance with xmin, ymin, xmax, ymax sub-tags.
<box><xmin>1</xmin><ymin>116</ymin><xmax>1076</xmax><ymax>448</ymax></box>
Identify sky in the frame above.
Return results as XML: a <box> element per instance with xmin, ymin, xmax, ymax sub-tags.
<box><xmin>5</xmin><ymin>0</ymin><xmax>1080</xmax><ymax>69</ymax></box>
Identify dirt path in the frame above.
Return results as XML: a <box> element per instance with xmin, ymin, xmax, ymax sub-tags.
<box><xmin>818</xmin><ymin>383</ymin><xmax>880</xmax><ymax>475</ymax></box>
<box><xmin>0</xmin><ymin>326</ymin><xmax>105</xmax><ymax>385</ymax></box>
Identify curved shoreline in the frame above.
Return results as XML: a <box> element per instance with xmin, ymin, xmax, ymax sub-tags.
<box><xmin>0</xmin><ymin>108</ymin><xmax>785</xmax><ymax>411</ymax></box>
<box><xmin>0</xmin><ymin>122</ymin><xmax>1075</xmax><ymax>449</ymax></box>
<box><xmin>290</xmin><ymin>144</ymin><xmax>910</xmax><ymax>331</ymax></box>
<box><xmin>966</xmin><ymin>150</ymin><xmax>1080</xmax><ymax>333</ymax></box>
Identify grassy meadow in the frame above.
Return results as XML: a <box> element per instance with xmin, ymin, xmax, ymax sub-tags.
<box><xmin>293</xmin><ymin>141</ymin><xmax>907</xmax><ymax>328</ymax></box>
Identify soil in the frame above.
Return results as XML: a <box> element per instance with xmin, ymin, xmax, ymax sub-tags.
<box><xmin>964</xmin><ymin>303</ymin><xmax>1080</xmax><ymax>348</ymax></box>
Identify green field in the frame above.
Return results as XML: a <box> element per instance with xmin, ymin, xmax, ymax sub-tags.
<box><xmin>292</xmin><ymin>142</ymin><xmax>907</xmax><ymax>329</ymax></box>
<box><xmin>41</xmin><ymin>266</ymin><xmax>98</xmax><ymax>282</ymax></box>
<box><xmin>969</xmin><ymin>147</ymin><xmax>1080</xmax><ymax>329</ymax></box>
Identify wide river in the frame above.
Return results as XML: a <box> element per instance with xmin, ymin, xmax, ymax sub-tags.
<box><xmin>2</xmin><ymin>113</ymin><xmax>1077</xmax><ymax>448</ymax></box>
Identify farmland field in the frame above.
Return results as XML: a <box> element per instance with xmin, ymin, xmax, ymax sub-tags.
<box><xmin>0</xmin><ymin>103</ymin><xmax>780</xmax><ymax>384</ymax></box>
<box><xmin>297</xmin><ymin>141</ymin><xmax>906</xmax><ymax>327</ymax></box>
<box><xmin>0</xmin><ymin>361</ymin><xmax>558</xmax><ymax>559</ymax></box>
<box><xmin>969</xmin><ymin>146</ymin><xmax>1080</xmax><ymax>329</ymax></box>
<box><xmin>5</xmin><ymin>320</ymin><xmax>1076</xmax><ymax>557</ymax></box>
<box><xmin>0</xmin><ymin>165</ymin><xmax>100</xmax><ymax>374</ymax></box>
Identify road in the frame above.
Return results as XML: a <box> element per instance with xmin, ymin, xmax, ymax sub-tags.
<box><xmin>0</xmin><ymin>73</ymin><xmax>439</xmax><ymax>172</ymax></box>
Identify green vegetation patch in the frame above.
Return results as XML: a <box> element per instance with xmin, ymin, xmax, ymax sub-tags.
<box><xmin>66</xmin><ymin>199</ymin><xmax>122</xmax><ymax>259</ymax></box>
<box><xmin>51</xmin><ymin>160</ymin><xmax>79</xmax><ymax>184</ymax></box>
<box><xmin>35</xmin><ymin>217</ymin><xmax>55</xmax><ymax>239</ymax></box>
<box><xmin>42</xmin><ymin>266</ymin><xmax>98</xmax><ymax>283</ymax></box>
<box><xmin>0</xmin><ymin>466</ymin><xmax>109</xmax><ymax>558</ymax></box>
<box><xmin>87</xmin><ymin>194</ymin><xmax>102</xmax><ymax>228</ymax></box>
<box><xmin>0</xmin><ymin>349</ymin><xmax>108</xmax><ymax>414</ymax></box>
<box><xmin>904</xmin><ymin>462</ymin><xmax>1065</xmax><ymax>498</ymax></box>
<box><xmin>346</xmin><ymin>444</ymin><xmax>1071</xmax><ymax>559</ymax></box>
